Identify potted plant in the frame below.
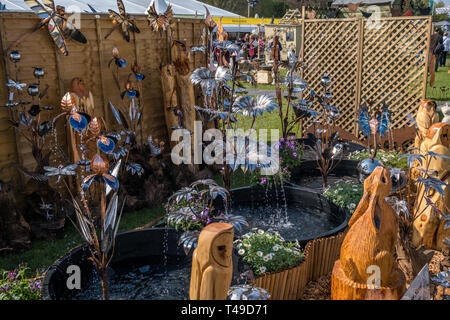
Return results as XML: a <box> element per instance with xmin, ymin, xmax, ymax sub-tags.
<box><xmin>234</xmin><ymin>229</ymin><xmax>304</xmax><ymax>300</ymax></box>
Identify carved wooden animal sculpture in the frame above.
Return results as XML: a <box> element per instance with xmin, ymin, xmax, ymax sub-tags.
<box><xmin>412</xmin><ymin>123</ymin><xmax>450</xmax><ymax>250</ymax></box>
<box><xmin>414</xmin><ymin>99</ymin><xmax>439</xmax><ymax>150</ymax></box>
<box><xmin>331</xmin><ymin>167</ymin><xmax>406</xmax><ymax>300</ymax></box>
<box><xmin>190</xmin><ymin>223</ymin><xmax>234</xmax><ymax>300</ymax></box>
<box><xmin>172</xmin><ymin>40</ymin><xmax>191</xmax><ymax>76</ymax></box>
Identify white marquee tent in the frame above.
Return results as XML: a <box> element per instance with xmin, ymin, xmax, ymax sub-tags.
<box><xmin>0</xmin><ymin>0</ymin><xmax>242</xmax><ymax>17</ymax></box>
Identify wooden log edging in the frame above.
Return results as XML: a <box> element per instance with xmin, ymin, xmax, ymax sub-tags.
<box><xmin>251</xmin><ymin>230</ymin><xmax>347</xmax><ymax>300</ymax></box>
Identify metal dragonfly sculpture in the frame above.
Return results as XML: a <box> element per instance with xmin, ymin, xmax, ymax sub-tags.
<box><xmin>105</xmin><ymin>0</ymin><xmax>140</xmax><ymax>42</ymax></box>
<box><xmin>8</xmin><ymin>0</ymin><xmax>87</xmax><ymax>56</ymax></box>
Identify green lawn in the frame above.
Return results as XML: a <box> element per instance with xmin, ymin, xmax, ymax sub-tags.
<box><xmin>426</xmin><ymin>63</ymin><xmax>450</xmax><ymax>102</ymax></box>
<box><xmin>0</xmin><ymin>206</ymin><xmax>165</xmax><ymax>276</ymax></box>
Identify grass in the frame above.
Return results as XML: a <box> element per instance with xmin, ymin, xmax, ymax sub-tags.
<box><xmin>0</xmin><ymin>206</ymin><xmax>165</xmax><ymax>277</ymax></box>
<box><xmin>426</xmin><ymin>62</ymin><xmax>450</xmax><ymax>102</ymax></box>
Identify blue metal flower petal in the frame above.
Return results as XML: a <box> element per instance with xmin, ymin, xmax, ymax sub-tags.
<box><xmin>69</xmin><ymin>113</ymin><xmax>88</xmax><ymax>131</ymax></box>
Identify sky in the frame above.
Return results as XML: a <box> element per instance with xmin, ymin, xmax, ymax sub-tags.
<box><xmin>441</xmin><ymin>0</ymin><xmax>450</xmax><ymax>6</ymax></box>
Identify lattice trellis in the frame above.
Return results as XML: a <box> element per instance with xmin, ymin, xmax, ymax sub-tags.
<box><xmin>360</xmin><ymin>17</ymin><xmax>431</xmax><ymax>134</ymax></box>
<box><xmin>301</xmin><ymin>19</ymin><xmax>360</xmax><ymax>135</ymax></box>
<box><xmin>299</xmin><ymin>16</ymin><xmax>432</xmax><ymax>141</ymax></box>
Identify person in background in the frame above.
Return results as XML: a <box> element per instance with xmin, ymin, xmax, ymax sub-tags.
<box><xmin>242</xmin><ymin>33</ymin><xmax>250</xmax><ymax>60</ymax></box>
<box><xmin>259</xmin><ymin>36</ymin><xmax>266</xmax><ymax>59</ymax></box>
<box><xmin>430</xmin><ymin>28</ymin><xmax>443</xmax><ymax>72</ymax></box>
<box><xmin>269</xmin><ymin>35</ymin><xmax>282</xmax><ymax>62</ymax></box>
<box><xmin>441</xmin><ymin>32</ymin><xmax>449</xmax><ymax>68</ymax></box>
<box><xmin>248</xmin><ymin>35</ymin><xmax>257</xmax><ymax>60</ymax></box>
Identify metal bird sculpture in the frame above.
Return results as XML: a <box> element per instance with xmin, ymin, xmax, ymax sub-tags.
<box><xmin>105</xmin><ymin>0</ymin><xmax>140</xmax><ymax>42</ymax></box>
<box><xmin>11</xmin><ymin>0</ymin><xmax>87</xmax><ymax>56</ymax></box>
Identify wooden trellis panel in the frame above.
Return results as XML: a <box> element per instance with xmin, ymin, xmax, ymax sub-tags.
<box><xmin>360</xmin><ymin>16</ymin><xmax>432</xmax><ymax>133</ymax></box>
<box><xmin>300</xmin><ymin>16</ymin><xmax>432</xmax><ymax>141</ymax></box>
<box><xmin>301</xmin><ymin>18</ymin><xmax>361</xmax><ymax>135</ymax></box>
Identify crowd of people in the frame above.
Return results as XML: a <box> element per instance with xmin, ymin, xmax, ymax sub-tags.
<box><xmin>212</xmin><ymin>33</ymin><xmax>284</xmax><ymax>64</ymax></box>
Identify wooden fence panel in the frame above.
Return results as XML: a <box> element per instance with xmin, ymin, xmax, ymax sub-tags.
<box><xmin>0</xmin><ymin>12</ymin><xmax>203</xmax><ymax>184</ymax></box>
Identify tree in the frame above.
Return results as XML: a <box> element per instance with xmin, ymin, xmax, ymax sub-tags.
<box><xmin>433</xmin><ymin>0</ymin><xmax>448</xmax><ymax>22</ymax></box>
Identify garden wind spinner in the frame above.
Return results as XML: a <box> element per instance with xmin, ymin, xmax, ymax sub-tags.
<box><xmin>147</xmin><ymin>0</ymin><xmax>173</xmax><ymax>33</ymax></box>
<box><xmin>13</xmin><ymin>0</ymin><xmax>88</xmax><ymax>56</ymax></box>
<box><xmin>106</xmin><ymin>0</ymin><xmax>140</xmax><ymax>42</ymax></box>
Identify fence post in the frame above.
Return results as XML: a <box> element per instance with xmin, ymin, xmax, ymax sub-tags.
<box><xmin>421</xmin><ymin>15</ymin><xmax>433</xmax><ymax>99</ymax></box>
<box><xmin>354</xmin><ymin>18</ymin><xmax>365</xmax><ymax>137</ymax></box>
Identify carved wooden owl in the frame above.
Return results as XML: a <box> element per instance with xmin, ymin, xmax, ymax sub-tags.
<box><xmin>189</xmin><ymin>223</ymin><xmax>234</xmax><ymax>300</ymax></box>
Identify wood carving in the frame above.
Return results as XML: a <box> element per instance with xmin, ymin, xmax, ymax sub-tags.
<box><xmin>412</xmin><ymin>123</ymin><xmax>450</xmax><ymax>250</ymax></box>
<box><xmin>414</xmin><ymin>99</ymin><xmax>439</xmax><ymax>150</ymax></box>
<box><xmin>331</xmin><ymin>167</ymin><xmax>406</xmax><ymax>300</ymax></box>
<box><xmin>172</xmin><ymin>40</ymin><xmax>191</xmax><ymax>76</ymax></box>
<box><xmin>190</xmin><ymin>223</ymin><xmax>234</xmax><ymax>300</ymax></box>
<box><xmin>161</xmin><ymin>64</ymin><xmax>180</xmax><ymax>148</ymax></box>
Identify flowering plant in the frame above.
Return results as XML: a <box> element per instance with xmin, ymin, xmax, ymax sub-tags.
<box><xmin>0</xmin><ymin>265</ymin><xmax>41</xmax><ymax>300</ymax></box>
<box><xmin>166</xmin><ymin>193</ymin><xmax>213</xmax><ymax>232</ymax></box>
<box><xmin>235</xmin><ymin>229</ymin><xmax>303</xmax><ymax>276</ymax></box>
<box><xmin>252</xmin><ymin>136</ymin><xmax>304</xmax><ymax>187</ymax></box>
<box><xmin>323</xmin><ymin>180</ymin><xmax>363</xmax><ymax>213</ymax></box>
<box><xmin>167</xmin><ymin>179</ymin><xmax>248</xmax><ymax>254</ymax></box>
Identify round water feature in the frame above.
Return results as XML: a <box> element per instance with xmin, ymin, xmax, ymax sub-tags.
<box><xmin>217</xmin><ymin>186</ymin><xmax>349</xmax><ymax>243</ymax></box>
<box><xmin>42</xmin><ymin>228</ymin><xmax>248</xmax><ymax>300</ymax></box>
<box><xmin>42</xmin><ymin>228</ymin><xmax>191</xmax><ymax>300</ymax></box>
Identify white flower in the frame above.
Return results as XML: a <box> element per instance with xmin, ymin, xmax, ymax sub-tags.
<box><xmin>349</xmin><ymin>203</ymin><xmax>356</xmax><ymax>209</ymax></box>
<box><xmin>258</xmin><ymin>229</ymin><xmax>264</xmax><ymax>235</ymax></box>
<box><xmin>265</xmin><ymin>233</ymin><xmax>272</xmax><ymax>239</ymax></box>
<box><xmin>285</xmin><ymin>248</ymin><xmax>293</xmax><ymax>253</ymax></box>
<box><xmin>238</xmin><ymin>249</ymin><xmax>245</xmax><ymax>255</ymax></box>
<box><xmin>257</xmin><ymin>251</ymin><xmax>263</xmax><ymax>257</ymax></box>
<box><xmin>263</xmin><ymin>255</ymin><xmax>270</xmax><ymax>262</ymax></box>
<box><xmin>273</xmin><ymin>244</ymin><xmax>281</xmax><ymax>251</ymax></box>
<box><xmin>259</xmin><ymin>266</ymin><xmax>267</xmax><ymax>273</ymax></box>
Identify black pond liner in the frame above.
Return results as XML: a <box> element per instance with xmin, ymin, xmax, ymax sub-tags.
<box><xmin>215</xmin><ymin>185</ymin><xmax>349</xmax><ymax>245</ymax></box>
<box><xmin>42</xmin><ymin>228</ymin><xmax>188</xmax><ymax>300</ymax></box>
<box><xmin>42</xmin><ymin>228</ymin><xmax>248</xmax><ymax>300</ymax></box>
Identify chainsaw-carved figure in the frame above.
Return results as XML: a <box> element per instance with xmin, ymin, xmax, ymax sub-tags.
<box><xmin>332</xmin><ymin>167</ymin><xmax>406</xmax><ymax>300</ymax></box>
<box><xmin>190</xmin><ymin>223</ymin><xmax>234</xmax><ymax>300</ymax></box>
<box><xmin>412</xmin><ymin>123</ymin><xmax>450</xmax><ymax>250</ymax></box>
<box><xmin>414</xmin><ymin>99</ymin><xmax>439</xmax><ymax>150</ymax></box>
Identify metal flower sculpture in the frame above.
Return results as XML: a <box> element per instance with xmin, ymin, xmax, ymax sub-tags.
<box><xmin>233</xmin><ymin>95</ymin><xmax>279</xmax><ymax>117</ymax></box>
<box><xmin>190</xmin><ymin>67</ymin><xmax>232</xmax><ymax>96</ymax></box>
<box><xmin>12</xmin><ymin>0</ymin><xmax>87</xmax><ymax>56</ymax></box>
<box><xmin>105</xmin><ymin>0</ymin><xmax>140</xmax><ymax>42</ymax></box>
<box><xmin>146</xmin><ymin>0</ymin><xmax>173</xmax><ymax>33</ymax></box>
<box><xmin>81</xmin><ymin>154</ymin><xmax>119</xmax><ymax>193</ymax></box>
<box><xmin>167</xmin><ymin>179</ymin><xmax>248</xmax><ymax>254</ymax></box>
